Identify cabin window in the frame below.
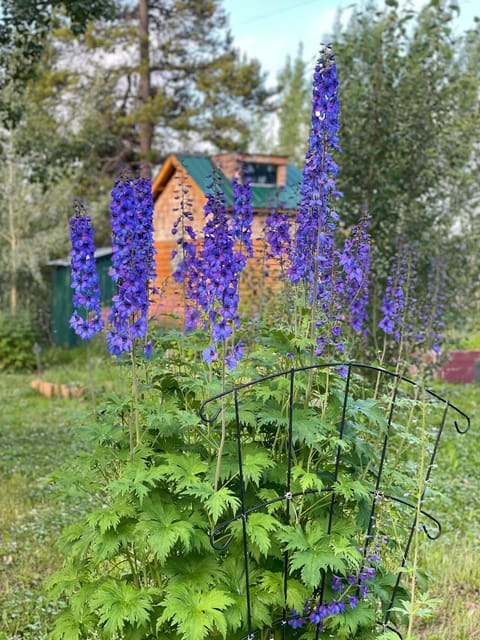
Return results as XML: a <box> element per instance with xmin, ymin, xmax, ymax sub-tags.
<box><xmin>242</xmin><ymin>162</ymin><xmax>277</xmax><ymax>186</ymax></box>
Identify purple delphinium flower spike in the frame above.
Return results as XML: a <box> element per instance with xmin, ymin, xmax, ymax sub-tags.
<box><xmin>339</xmin><ymin>212</ymin><xmax>371</xmax><ymax>334</ymax></box>
<box><xmin>171</xmin><ymin>180</ymin><xmax>202</xmax><ymax>331</ymax></box>
<box><xmin>265</xmin><ymin>205</ymin><xmax>291</xmax><ymax>261</ymax></box>
<box><xmin>69</xmin><ymin>202</ymin><xmax>104</xmax><ymax>340</ymax></box>
<box><xmin>287</xmin><ymin>47</ymin><xmax>345</xmax><ymax>358</ymax></box>
<box><xmin>231</xmin><ymin>175</ymin><xmax>253</xmax><ymax>258</ymax></box>
<box><xmin>289</xmin><ymin>47</ymin><xmax>342</xmax><ymax>302</ymax></box>
<box><xmin>177</xmin><ymin>172</ymin><xmax>248</xmax><ymax>367</ymax></box>
<box><xmin>106</xmin><ymin>174</ymin><xmax>157</xmax><ymax>357</ymax></box>
<box><xmin>415</xmin><ymin>255</ymin><xmax>446</xmax><ymax>353</ymax></box>
<box><xmin>378</xmin><ymin>243</ymin><xmax>416</xmax><ymax>343</ymax></box>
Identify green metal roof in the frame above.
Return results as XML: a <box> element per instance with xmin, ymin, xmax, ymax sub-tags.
<box><xmin>176</xmin><ymin>154</ymin><xmax>301</xmax><ymax>210</ymax></box>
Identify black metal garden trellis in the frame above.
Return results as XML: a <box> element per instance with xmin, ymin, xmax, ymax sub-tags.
<box><xmin>199</xmin><ymin>362</ymin><xmax>470</xmax><ymax>640</ymax></box>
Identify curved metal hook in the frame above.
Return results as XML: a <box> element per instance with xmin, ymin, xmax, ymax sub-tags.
<box><xmin>421</xmin><ymin>514</ymin><xmax>442</xmax><ymax>540</ymax></box>
<box><xmin>380</xmin><ymin>493</ymin><xmax>442</xmax><ymax>540</ymax></box>
<box><xmin>453</xmin><ymin>415</ymin><xmax>470</xmax><ymax>435</ymax></box>
<box><xmin>210</xmin><ymin>529</ymin><xmax>234</xmax><ymax>551</ymax></box>
<box><xmin>199</xmin><ymin>400</ymin><xmax>222</xmax><ymax>424</ymax></box>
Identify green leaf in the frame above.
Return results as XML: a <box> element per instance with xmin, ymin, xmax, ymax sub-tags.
<box><xmin>242</xmin><ymin>446</ymin><xmax>275</xmax><ymax>485</ymax></box>
<box><xmin>204</xmin><ymin>487</ymin><xmax>240</xmax><ymax>523</ymax></box>
<box><xmin>258</xmin><ymin>571</ymin><xmax>308</xmax><ymax>610</ymax></box>
<box><xmin>45</xmin><ymin>565</ymin><xmax>83</xmax><ymax>599</ymax></box>
<box><xmin>257</xmin><ymin>405</ymin><xmax>288</xmax><ymax>427</ymax></box>
<box><xmin>291</xmin><ymin>408</ymin><xmax>325</xmax><ymax>446</ymax></box>
<box><xmin>276</xmin><ymin>524</ymin><xmax>309</xmax><ymax>552</ymax></box>
<box><xmin>278</xmin><ymin>522</ymin><xmax>360</xmax><ymax>588</ymax></box>
<box><xmin>329</xmin><ymin>532</ymin><xmax>362</xmax><ymax>565</ymax></box>
<box><xmin>333</xmin><ymin>476</ymin><xmax>371</xmax><ymax>501</ymax></box>
<box><xmin>256</xmin><ymin>488</ymin><xmax>283</xmax><ymax>514</ymax></box>
<box><xmin>159</xmin><ymin>584</ymin><xmax>234</xmax><ymax>640</ymax></box>
<box><xmin>87</xmin><ymin>499</ymin><xmax>136</xmax><ymax>534</ymax></box>
<box><xmin>109</xmin><ymin>460</ymin><xmax>167</xmax><ymax>503</ymax></box>
<box><xmin>90</xmin><ymin>580</ymin><xmax>157</xmax><ymax>636</ymax></box>
<box><xmin>329</xmin><ymin>600</ymin><xmax>376</xmax><ymax>637</ymax></box>
<box><xmin>49</xmin><ymin>608</ymin><xmax>81</xmax><ymax>640</ymax></box>
<box><xmin>165</xmin><ymin>554</ymin><xmax>222</xmax><ymax>587</ymax></box>
<box><xmin>291</xmin><ymin>466</ymin><xmax>324</xmax><ymax>492</ymax></box>
<box><xmin>351</xmin><ymin>398</ymin><xmax>388</xmax><ymax>430</ymax></box>
<box><xmin>162</xmin><ymin>453</ymin><xmax>208</xmax><ymax>490</ymax></box>
<box><xmin>290</xmin><ymin>549</ymin><xmax>347</xmax><ymax>587</ymax></box>
<box><xmin>246</xmin><ymin>512</ymin><xmax>279</xmax><ymax>556</ymax></box>
<box><xmin>136</xmin><ymin>501</ymin><xmax>195</xmax><ymax>564</ymax></box>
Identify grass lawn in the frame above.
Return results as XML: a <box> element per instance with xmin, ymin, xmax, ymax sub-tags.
<box><xmin>0</xmin><ymin>345</ymin><xmax>128</xmax><ymax>639</ymax></box>
<box><xmin>0</xmin><ymin>374</ymin><xmax>85</xmax><ymax>638</ymax></box>
<box><xmin>0</xmin><ymin>353</ymin><xmax>478</xmax><ymax>639</ymax></box>
<box><xmin>411</xmin><ymin>382</ymin><xmax>480</xmax><ymax>640</ymax></box>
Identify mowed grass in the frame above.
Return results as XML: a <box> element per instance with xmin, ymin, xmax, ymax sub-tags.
<box><xmin>0</xmin><ymin>377</ymin><xmax>84</xmax><ymax>637</ymax></box>
<box><xmin>0</xmin><ymin>353</ymin><xmax>478</xmax><ymax>639</ymax></box>
<box><xmin>0</xmin><ymin>345</ymin><xmax>128</xmax><ymax>639</ymax></box>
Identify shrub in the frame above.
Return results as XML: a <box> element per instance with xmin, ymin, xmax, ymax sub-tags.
<box><xmin>0</xmin><ymin>311</ymin><xmax>40</xmax><ymax>371</ymax></box>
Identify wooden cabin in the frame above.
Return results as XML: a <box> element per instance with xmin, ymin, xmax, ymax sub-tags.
<box><xmin>150</xmin><ymin>152</ymin><xmax>302</xmax><ymax>316</ymax></box>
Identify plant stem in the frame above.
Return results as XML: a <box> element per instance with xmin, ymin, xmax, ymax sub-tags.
<box><xmin>406</xmin><ymin>387</ymin><xmax>428</xmax><ymax>637</ymax></box>
<box><xmin>214</xmin><ymin>342</ymin><xmax>227</xmax><ymax>491</ymax></box>
<box><xmin>130</xmin><ymin>342</ymin><xmax>140</xmax><ymax>460</ymax></box>
<box><xmin>86</xmin><ymin>339</ymin><xmax>97</xmax><ymax>414</ymax></box>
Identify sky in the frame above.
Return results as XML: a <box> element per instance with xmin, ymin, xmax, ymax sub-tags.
<box><xmin>222</xmin><ymin>0</ymin><xmax>479</xmax><ymax>85</ymax></box>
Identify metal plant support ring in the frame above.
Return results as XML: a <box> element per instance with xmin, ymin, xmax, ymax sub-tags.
<box><xmin>199</xmin><ymin>362</ymin><xmax>470</xmax><ymax>640</ymax></box>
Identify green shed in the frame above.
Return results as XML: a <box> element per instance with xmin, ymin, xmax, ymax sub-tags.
<box><xmin>47</xmin><ymin>247</ymin><xmax>114</xmax><ymax>347</ymax></box>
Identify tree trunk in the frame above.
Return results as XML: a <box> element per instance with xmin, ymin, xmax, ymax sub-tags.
<box><xmin>7</xmin><ymin>139</ymin><xmax>17</xmax><ymax>315</ymax></box>
<box><xmin>138</xmin><ymin>0</ymin><xmax>152</xmax><ymax>179</ymax></box>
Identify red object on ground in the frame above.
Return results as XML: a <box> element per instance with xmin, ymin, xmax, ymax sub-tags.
<box><xmin>437</xmin><ymin>351</ymin><xmax>480</xmax><ymax>383</ymax></box>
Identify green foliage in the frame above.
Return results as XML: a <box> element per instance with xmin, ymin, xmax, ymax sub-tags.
<box><xmin>0</xmin><ymin>0</ymin><xmax>117</xmax><ymax>125</ymax></box>
<box><xmin>0</xmin><ymin>349</ymin><xmax>476</xmax><ymax>639</ymax></box>
<box><xmin>330</xmin><ymin>0</ymin><xmax>480</xmax><ymax>323</ymax></box>
<box><xmin>42</xmin><ymin>324</ymin><xmax>460</xmax><ymax>640</ymax></box>
<box><xmin>254</xmin><ymin>2</ymin><xmax>480</xmax><ymax>330</ymax></box>
<box><xmin>159</xmin><ymin>585</ymin><xmax>233</xmax><ymax>640</ymax></box>
<box><xmin>0</xmin><ymin>311</ymin><xmax>39</xmax><ymax>371</ymax></box>
<box><xmin>15</xmin><ymin>1</ymin><xmax>272</xmax><ymax>192</ymax></box>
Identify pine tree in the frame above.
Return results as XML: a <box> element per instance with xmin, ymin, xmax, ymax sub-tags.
<box><xmin>64</xmin><ymin>0</ymin><xmax>272</xmax><ymax>174</ymax></box>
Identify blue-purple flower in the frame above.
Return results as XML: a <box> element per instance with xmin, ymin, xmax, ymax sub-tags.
<box><xmin>288</xmin><ymin>609</ymin><xmax>306</xmax><ymax>629</ymax></box>
<box><xmin>265</xmin><ymin>205</ymin><xmax>291</xmax><ymax>261</ymax></box>
<box><xmin>415</xmin><ymin>256</ymin><xmax>446</xmax><ymax>353</ymax></box>
<box><xmin>339</xmin><ymin>212</ymin><xmax>371</xmax><ymax>334</ymax></box>
<box><xmin>286</xmin><ymin>47</ymin><xmax>345</xmax><ymax>358</ymax></box>
<box><xmin>289</xmin><ymin>47</ymin><xmax>342</xmax><ymax>296</ymax></box>
<box><xmin>378</xmin><ymin>243</ymin><xmax>416</xmax><ymax>343</ymax></box>
<box><xmin>69</xmin><ymin>202</ymin><xmax>104</xmax><ymax>340</ymax></box>
<box><xmin>173</xmin><ymin>172</ymin><xmax>249</xmax><ymax>367</ymax></box>
<box><xmin>231</xmin><ymin>175</ymin><xmax>253</xmax><ymax>258</ymax></box>
<box><xmin>106</xmin><ymin>175</ymin><xmax>156</xmax><ymax>357</ymax></box>
<box><xmin>171</xmin><ymin>182</ymin><xmax>202</xmax><ymax>331</ymax></box>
